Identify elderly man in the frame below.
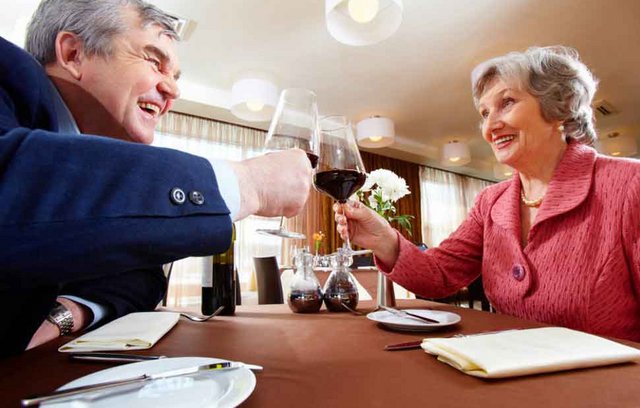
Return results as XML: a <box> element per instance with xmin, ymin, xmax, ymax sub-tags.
<box><xmin>0</xmin><ymin>0</ymin><xmax>311</xmax><ymax>356</ymax></box>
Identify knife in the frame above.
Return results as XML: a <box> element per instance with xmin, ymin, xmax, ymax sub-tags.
<box><xmin>383</xmin><ymin>329</ymin><xmax>522</xmax><ymax>351</ymax></box>
<box><xmin>384</xmin><ymin>340</ymin><xmax>423</xmax><ymax>351</ymax></box>
<box><xmin>21</xmin><ymin>361</ymin><xmax>263</xmax><ymax>407</ymax></box>
<box><xmin>378</xmin><ymin>305</ymin><xmax>440</xmax><ymax>324</ymax></box>
<box><xmin>69</xmin><ymin>352</ymin><xmax>167</xmax><ymax>363</ymax></box>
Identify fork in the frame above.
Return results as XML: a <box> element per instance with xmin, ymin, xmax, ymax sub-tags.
<box><xmin>378</xmin><ymin>305</ymin><xmax>440</xmax><ymax>324</ymax></box>
<box><xmin>340</xmin><ymin>301</ymin><xmax>380</xmax><ymax>316</ymax></box>
<box><xmin>179</xmin><ymin>305</ymin><xmax>225</xmax><ymax>322</ymax></box>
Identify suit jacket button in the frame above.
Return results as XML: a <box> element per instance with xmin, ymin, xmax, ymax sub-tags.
<box><xmin>170</xmin><ymin>188</ymin><xmax>186</xmax><ymax>205</ymax></box>
<box><xmin>512</xmin><ymin>264</ymin><xmax>526</xmax><ymax>281</ymax></box>
<box><xmin>189</xmin><ymin>191</ymin><xmax>205</xmax><ymax>205</ymax></box>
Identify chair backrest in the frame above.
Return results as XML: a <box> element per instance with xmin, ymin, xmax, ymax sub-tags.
<box><xmin>253</xmin><ymin>256</ymin><xmax>284</xmax><ymax>304</ymax></box>
<box><xmin>351</xmin><ymin>254</ymin><xmax>374</xmax><ymax>267</ymax></box>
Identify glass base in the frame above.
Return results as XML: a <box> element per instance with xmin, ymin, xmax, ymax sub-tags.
<box><xmin>256</xmin><ymin>228</ymin><xmax>306</xmax><ymax>240</ymax></box>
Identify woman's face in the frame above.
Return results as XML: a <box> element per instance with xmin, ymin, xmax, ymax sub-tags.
<box><xmin>477</xmin><ymin>77</ymin><xmax>561</xmax><ymax>167</ymax></box>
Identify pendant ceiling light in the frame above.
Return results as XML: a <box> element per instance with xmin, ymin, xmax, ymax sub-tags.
<box><xmin>356</xmin><ymin>116</ymin><xmax>395</xmax><ymax>148</ymax></box>
<box><xmin>230</xmin><ymin>77</ymin><xmax>278</xmax><ymax>122</ymax></box>
<box><xmin>325</xmin><ymin>0</ymin><xmax>403</xmax><ymax>46</ymax></box>
<box><xmin>599</xmin><ymin>132</ymin><xmax>638</xmax><ymax>157</ymax></box>
<box><xmin>441</xmin><ymin>140</ymin><xmax>471</xmax><ymax>167</ymax></box>
<box><xmin>493</xmin><ymin>163</ymin><xmax>514</xmax><ymax>180</ymax></box>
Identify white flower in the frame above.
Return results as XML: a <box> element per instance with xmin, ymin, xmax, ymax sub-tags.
<box><xmin>360</xmin><ymin>173</ymin><xmax>376</xmax><ymax>192</ymax></box>
<box><xmin>388</xmin><ymin>177</ymin><xmax>410</xmax><ymax>201</ymax></box>
<box><xmin>369</xmin><ymin>169</ymin><xmax>397</xmax><ymax>191</ymax></box>
<box><xmin>355</xmin><ymin>168</ymin><xmax>413</xmax><ymax>236</ymax></box>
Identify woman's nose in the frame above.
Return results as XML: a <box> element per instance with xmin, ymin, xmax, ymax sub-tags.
<box><xmin>484</xmin><ymin>111</ymin><xmax>504</xmax><ymax>137</ymax></box>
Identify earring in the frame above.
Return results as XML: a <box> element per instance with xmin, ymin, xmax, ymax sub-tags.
<box><xmin>558</xmin><ymin>124</ymin><xmax>565</xmax><ymax>133</ymax></box>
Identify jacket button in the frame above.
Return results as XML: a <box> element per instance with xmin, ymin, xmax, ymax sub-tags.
<box><xmin>170</xmin><ymin>188</ymin><xmax>186</xmax><ymax>205</ymax></box>
<box><xmin>512</xmin><ymin>264</ymin><xmax>526</xmax><ymax>281</ymax></box>
<box><xmin>189</xmin><ymin>191</ymin><xmax>205</xmax><ymax>205</ymax></box>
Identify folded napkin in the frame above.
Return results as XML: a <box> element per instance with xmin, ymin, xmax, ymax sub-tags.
<box><xmin>59</xmin><ymin>312</ymin><xmax>179</xmax><ymax>352</ymax></box>
<box><xmin>421</xmin><ymin>327</ymin><xmax>640</xmax><ymax>378</ymax></box>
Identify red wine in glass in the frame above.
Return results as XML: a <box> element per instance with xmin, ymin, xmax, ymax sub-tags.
<box><xmin>306</xmin><ymin>152</ymin><xmax>319</xmax><ymax>169</ymax></box>
<box><xmin>313</xmin><ymin>169</ymin><xmax>366</xmax><ymax>202</ymax></box>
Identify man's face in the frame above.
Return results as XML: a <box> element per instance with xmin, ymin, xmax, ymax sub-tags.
<box><xmin>77</xmin><ymin>10</ymin><xmax>181</xmax><ymax>144</ymax></box>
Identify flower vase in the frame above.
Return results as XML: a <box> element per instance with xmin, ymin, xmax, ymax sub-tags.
<box><xmin>376</xmin><ymin>271</ymin><xmax>396</xmax><ymax>307</ymax></box>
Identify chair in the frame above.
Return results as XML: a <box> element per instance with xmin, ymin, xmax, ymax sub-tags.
<box><xmin>161</xmin><ymin>262</ymin><xmax>174</xmax><ymax>307</ymax></box>
<box><xmin>253</xmin><ymin>256</ymin><xmax>284</xmax><ymax>304</ymax></box>
<box><xmin>466</xmin><ymin>276</ymin><xmax>492</xmax><ymax>312</ymax></box>
<box><xmin>351</xmin><ymin>254</ymin><xmax>374</xmax><ymax>268</ymax></box>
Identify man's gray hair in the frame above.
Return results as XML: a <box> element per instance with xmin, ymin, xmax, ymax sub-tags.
<box><xmin>471</xmin><ymin>46</ymin><xmax>599</xmax><ymax>145</ymax></box>
<box><xmin>26</xmin><ymin>0</ymin><xmax>178</xmax><ymax>65</ymax></box>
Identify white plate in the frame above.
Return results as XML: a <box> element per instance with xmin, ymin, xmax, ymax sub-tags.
<box><xmin>44</xmin><ymin>357</ymin><xmax>256</xmax><ymax>408</ymax></box>
<box><xmin>367</xmin><ymin>309</ymin><xmax>461</xmax><ymax>332</ymax></box>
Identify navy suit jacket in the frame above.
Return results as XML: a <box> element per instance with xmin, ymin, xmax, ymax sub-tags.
<box><xmin>0</xmin><ymin>37</ymin><xmax>233</xmax><ymax>356</ymax></box>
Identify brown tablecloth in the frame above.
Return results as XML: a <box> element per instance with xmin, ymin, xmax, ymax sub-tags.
<box><xmin>3</xmin><ymin>300</ymin><xmax>640</xmax><ymax>407</ymax></box>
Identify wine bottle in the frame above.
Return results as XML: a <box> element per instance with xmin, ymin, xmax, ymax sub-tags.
<box><xmin>201</xmin><ymin>226</ymin><xmax>237</xmax><ymax>316</ymax></box>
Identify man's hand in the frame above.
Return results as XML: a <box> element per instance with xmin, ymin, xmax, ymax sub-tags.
<box><xmin>26</xmin><ymin>297</ymin><xmax>91</xmax><ymax>350</ymax></box>
<box><xmin>231</xmin><ymin>149</ymin><xmax>312</xmax><ymax>221</ymax></box>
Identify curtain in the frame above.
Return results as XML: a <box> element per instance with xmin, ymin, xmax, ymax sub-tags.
<box><xmin>153</xmin><ymin>112</ymin><xmax>283</xmax><ymax>307</ymax></box>
<box><xmin>419</xmin><ymin>167</ymin><xmax>493</xmax><ymax>247</ymax></box>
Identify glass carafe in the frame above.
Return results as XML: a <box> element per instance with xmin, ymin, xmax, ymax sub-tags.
<box><xmin>288</xmin><ymin>249</ymin><xmax>323</xmax><ymax>313</ymax></box>
<box><xmin>323</xmin><ymin>249</ymin><xmax>359</xmax><ymax>312</ymax></box>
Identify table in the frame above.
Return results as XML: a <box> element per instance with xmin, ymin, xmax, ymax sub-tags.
<box><xmin>2</xmin><ymin>300</ymin><xmax>640</xmax><ymax>407</ymax></box>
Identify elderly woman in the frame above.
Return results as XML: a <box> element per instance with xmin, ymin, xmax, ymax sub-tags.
<box><xmin>337</xmin><ymin>46</ymin><xmax>640</xmax><ymax>341</ymax></box>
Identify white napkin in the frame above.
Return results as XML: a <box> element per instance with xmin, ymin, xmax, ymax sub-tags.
<box><xmin>59</xmin><ymin>312</ymin><xmax>179</xmax><ymax>352</ymax></box>
<box><xmin>421</xmin><ymin>327</ymin><xmax>640</xmax><ymax>378</ymax></box>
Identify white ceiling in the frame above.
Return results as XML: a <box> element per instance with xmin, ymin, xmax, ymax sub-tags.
<box><xmin>2</xmin><ymin>0</ymin><xmax>639</xmax><ymax>180</ymax></box>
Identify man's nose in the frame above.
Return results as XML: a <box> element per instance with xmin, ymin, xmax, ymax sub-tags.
<box><xmin>158</xmin><ymin>75</ymin><xmax>180</xmax><ymax>100</ymax></box>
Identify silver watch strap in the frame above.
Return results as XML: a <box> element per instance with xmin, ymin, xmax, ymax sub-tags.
<box><xmin>47</xmin><ymin>302</ymin><xmax>74</xmax><ymax>336</ymax></box>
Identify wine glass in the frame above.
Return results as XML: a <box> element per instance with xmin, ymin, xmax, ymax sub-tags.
<box><xmin>256</xmin><ymin>88</ymin><xmax>320</xmax><ymax>239</ymax></box>
<box><xmin>315</xmin><ymin>115</ymin><xmax>367</xmax><ymax>255</ymax></box>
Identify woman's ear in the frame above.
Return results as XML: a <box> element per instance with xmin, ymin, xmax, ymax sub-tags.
<box><xmin>53</xmin><ymin>31</ymin><xmax>85</xmax><ymax>80</ymax></box>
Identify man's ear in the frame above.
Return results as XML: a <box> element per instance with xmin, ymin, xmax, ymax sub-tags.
<box><xmin>53</xmin><ymin>31</ymin><xmax>85</xmax><ymax>80</ymax></box>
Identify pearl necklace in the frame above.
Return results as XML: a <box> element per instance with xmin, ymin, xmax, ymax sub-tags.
<box><xmin>520</xmin><ymin>190</ymin><xmax>543</xmax><ymax>208</ymax></box>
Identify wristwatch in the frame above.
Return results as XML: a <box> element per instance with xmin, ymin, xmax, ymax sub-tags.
<box><xmin>47</xmin><ymin>302</ymin><xmax>74</xmax><ymax>336</ymax></box>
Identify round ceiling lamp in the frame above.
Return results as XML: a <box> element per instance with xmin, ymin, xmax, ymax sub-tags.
<box><xmin>441</xmin><ymin>140</ymin><xmax>471</xmax><ymax>167</ymax></box>
<box><xmin>599</xmin><ymin>132</ymin><xmax>638</xmax><ymax>157</ymax></box>
<box><xmin>230</xmin><ymin>77</ymin><xmax>278</xmax><ymax>122</ymax></box>
<box><xmin>325</xmin><ymin>0</ymin><xmax>403</xmax><ymax>46</ymax></box>
<box><xmin>356</xmin><ymin>116</ymin><xmax>395</xmax><ymax>148</ymax></box>
<box><xmin>493</xmin><ymin>163</ymin><xmax>514</xmax><ymax>180</ymax></box>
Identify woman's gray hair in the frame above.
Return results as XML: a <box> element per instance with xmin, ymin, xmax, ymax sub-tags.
<box><xmin>25</xmin><ymin>0</ymin><xmax>178</xmax><ymax>66</ymax></box>
<box><xmin>471</xmin><ymin>46</ymin><xmax>599</xmax><ymax>145</ymax></box>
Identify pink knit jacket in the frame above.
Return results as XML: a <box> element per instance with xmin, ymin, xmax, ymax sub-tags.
<box><xmin>381</xmin><ymin>142</ymin><xmax>640</xmax><ymax>341</ymax></box>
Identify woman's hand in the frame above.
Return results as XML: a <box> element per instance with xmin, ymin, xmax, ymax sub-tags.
<box><xmin>334</xmin><ymin>201</ymin><xmax>400</xmax><ymax>267</ymax></box>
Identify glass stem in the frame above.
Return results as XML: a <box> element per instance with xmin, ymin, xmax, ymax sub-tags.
<box><xmin>341</xmin><ymin>202</ymin><xmax>353</xmax><ymax>253</ymax></box>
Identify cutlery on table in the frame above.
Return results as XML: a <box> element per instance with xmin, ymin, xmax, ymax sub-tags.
<box><xmin>384</xmin><ymin>340</ymin><xmax>423</xmax><ymax>351</ymax></box>
<box><xmin>384</xmin><ymin>329</ymin><xmax>522</xmax><ymax>351</ymax></box>
<box><xmin>179</xmin><ymin>305</ymin><xmax>225</xmax><ymax>322</ymax></box>
<box><xmin>378</xmin><ymin>305</ymin><xmax>440</xmax><ymax>324</ymax></box>
<box><xmin>21</xmin><ymin>361</ymin><xmax>263</xmax><ymax>407</ymax></box>
<box><xmin>69</xmin><ymin>352</ymin><xmax>166</xmax><ymax>363</ymax></box>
